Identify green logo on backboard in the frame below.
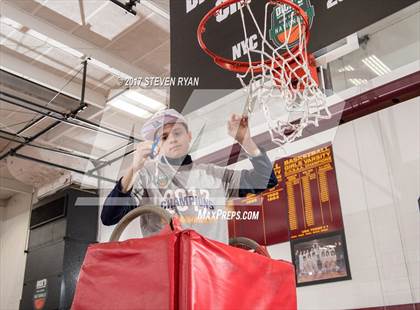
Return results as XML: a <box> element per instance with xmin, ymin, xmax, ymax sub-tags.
<box><xmin>269</xmin><ymin>0</ymin><xmax>315</xmax><ymax>48</ymax></box>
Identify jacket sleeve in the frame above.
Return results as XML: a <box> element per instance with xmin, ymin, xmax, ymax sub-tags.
<box><xmin>222</xmin><ymin>149</ymin><xmax>278</xmax><ymax>198</ymax></box>
<box><xmin>100</xmin><ymin>179</ymin><xmax>141</xmax><ymax>226</ymax></box>
<box><xmin>238</xmin><ymin>150</ymin><xmax>278</xmax><ymax>197</ymax></box>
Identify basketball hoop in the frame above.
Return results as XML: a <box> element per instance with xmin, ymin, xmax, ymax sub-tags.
<box><xmin>197</xmin><ymin>0</ymin><xmax>331</xmax><ymax>145</ymax></box>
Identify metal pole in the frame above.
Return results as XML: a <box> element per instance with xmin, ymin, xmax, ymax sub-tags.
<box><xmin>1</xmin><ymin>96</ymin><xmax>139</xmax><ymax>142</ymax></box>
<box><xmin>0</xmin><ymin>134</ymin><xmax>97</xmax><ymax>161</ymax></box>
<box><xmin>1</xmin><ymin>91</ymin><xmax>69</xmax><ymax>116</ymax></box>
<box><xmin>96</xmin><ymin>142</ymin><xmax>134</xmax><ymax>161</ymax></box>
<box><xmin>80</xmin><ymin>60</ymin><xmax>87</xmax><ymax>107</ymax></box>
<box><xmin>0</xmin><ymin>121</ymin><xmax>61</xmax><ymax>160</ymax></box>
<box><xmin>0</xmin><ymin>136</ymin><xmax>23</xmax><ymax>144</ymax></box>
<box><xmin>16</xmin><ymin>115</ymin><xmax>46</xmax><ymax>135</ymax></box>
<box><xmin>109</xmin><ymin>0</ymin><xmax>138</xmax><ymax>15</ymax></box>
<box><xmin>0</xmin><ymin>102</ymin><xmax>87</xmax><ymax>161</ymax></box>
<box><xmin>27</xmin><ymin>143</ymin><xmax>98</xmax><ymax>161</ymax></box>
<box><xmin>0</xmin><ymin>129</ymin><xmax>27</xmax><ymax>142</ymax></box>
<box><xmin>0</xmin><ymin>91</ymin><xmax>140</xmax><ymax>142</ymax></box>
<box><xmin>88</xmin><ymin>148</ymin><xmax>135</xmax><ymax>174</ymax></box>
<box><xmin>12</xmin><ymin>152</ymin><xmax>116</xmax><ymax>184</ymax></box>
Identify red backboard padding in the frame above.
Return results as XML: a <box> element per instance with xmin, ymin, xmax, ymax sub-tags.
<box><xmin>72</xmin><ymin>229</ymin><xmax>296</xmax><ymax>310</ymax></box>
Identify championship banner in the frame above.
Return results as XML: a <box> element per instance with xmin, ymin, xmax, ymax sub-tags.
<box><xmin>228</xmin><ymin>144</ymin><xmax>344</xmax><ymax>245</ymax></box>
<box><xmin>281</xmin><ymin>144</ymin><xmax>343</xmax><ymax>240</ymax></box>
<box><xmin>170</xmin><ymin>0</ymin><xmax>417</xmax><ymax>112</ymax></box>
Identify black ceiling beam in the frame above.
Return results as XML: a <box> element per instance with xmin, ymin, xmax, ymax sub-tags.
<box><xmin>12</xmin><ymin>152</ymin><xmax>116</xmax><ymax>184</ymax></box>
<box><xmin>1</xmin><ymin>91</ymin><xmax>74</xmax><ymax>117</ymax></box>
<box><xmin>96</xmin><ymin>141</ymin><xmax>134</xmax><ymax>161</ymax></box>
<box><xmin>0</xmin><ymin>61</ymin><xmax>142</xmax><ymax>175</ymax></box>
<box><xmin>0</xmin><ymin>66</ymin><xmax>94</xmax><ymax>161</ymax></box>
<box><xmin>87</xmin><ymin>148</ymin><xmax>135</xmax><ymax>174</ymax></box>
<box><xmin>0</xmin><ymin>128</ymin><xmax>26</xmax><ymax>141</ymax></box>
<box><xmin>0</xmin><ymin>93</ymin><xmax>140</xmax><ymax>142</ymax></box>
<box><xmin>0</xmin><ymin>120</ymin><xmax>61</xmax><ymax>161</ymax></box>
<box><xmin>0</xmin><ymin>62</ymin><xmax>124</xmax><ymax>184</ymax></box>
<box><xmin>0</xmin><ymin>132</ymin><xmax>98</xmax><ymax>162</ymax></box>
<box><xmin>0</xmin><ymin>99</ymin><xmax>90</xmax><ymax>161</ymax></box>
<box><xmin>16</xmin><ymin>115</ymin><xmax>46</xmax><ymax>135</ymax></box>
<box><xmin>109</xmin><ymin>0</ymin><xmax>139</xmax><ymax>15</ymax></box>
<box><xmin>80</xmin><ymin>60</ymin><xmax>88</xmax><ymax>108</ymax></box>
<box><xmin>0</xmin><ymin>129</ymin><xmax>27</xmax><ymax>150</ymax></box>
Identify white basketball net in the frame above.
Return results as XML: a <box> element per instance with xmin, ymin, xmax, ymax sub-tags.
<box><xmin>236</xmin><ymin>1</ymin><xmax>331</xmax><ymax>145</ymax></box>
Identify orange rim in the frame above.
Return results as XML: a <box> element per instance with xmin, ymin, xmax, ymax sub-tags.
<box><xmin>197</xmin><ymin>0</ymin><xmax>310</xmax><ymax>74</ymax></box>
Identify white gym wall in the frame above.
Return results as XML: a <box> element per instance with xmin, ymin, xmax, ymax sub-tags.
<box><xmin>94</xmin><ymin>96</ymin><xmax>419</xmax><ymax>309</ymax></box>
<box><xmin>1</xmin><ymin>1</ymin><xmax>417</xmax><ymax>309</ymax></box>
<box><xmin>0</xmin><ymin>193</ymin><xmax>33</xmax><ymax>310</ymax></box>
<box><xmin>230</xmin><ymin>96</ymin><xmax>419</xmax><ymax>309</ymax></box>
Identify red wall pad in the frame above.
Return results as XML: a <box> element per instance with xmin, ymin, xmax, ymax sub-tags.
<box><xmin>72</xmin><ymin>232</ymin><xmax>178</xmax><ymax>310</ymax></box>
<box><xmin>178</xmin><ymin>230</ymin><xmax>296</xmax><ymax>310</ymax></box>
<box><xmin>72</xmin><ymin>228</ymin><xmax>296</xmax><ymax>309</ymax></box>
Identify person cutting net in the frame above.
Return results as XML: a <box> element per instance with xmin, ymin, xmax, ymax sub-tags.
<box><xmin>101</xmin><ymin>109</ymin><xmax>277</xmax><ymax>244</ymax></box>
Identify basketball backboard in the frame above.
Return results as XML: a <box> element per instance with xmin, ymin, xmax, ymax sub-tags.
<box><xmin>168</xmin><ymin>0</ymin><xmax>419</xmax><ymax>158</ymax></box>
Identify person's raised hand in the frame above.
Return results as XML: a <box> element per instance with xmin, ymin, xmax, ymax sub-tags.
<box><xmin>227</xmin><ymin>113</ymin><xmax>260</xmax><ymax>156</ymax></box>
<box><xmin>132</xmin><ymin>141</ymin><xmax>160</xmax><ymax>172</ymax></box>
<box><xmin>227</xmin><ymin>113</ymin><xmax>250</xmax><ymax>144</ymax></box>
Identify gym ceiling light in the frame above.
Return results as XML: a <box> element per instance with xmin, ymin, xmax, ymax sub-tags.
<box><xmin>362</xmin><ymin>55</ymin><xmax>391</xmax><ymax>76</ymax></box>
<box><xmin>123</xmin><ymin>91</ymin><xmax>166</xmax><ymax>111</ymax></box>
<box><xmin>349</xmin><ymin>78</ymin><xmax>368</xmax><ymax>86</ymax></box>
<box><xmin>108</xmin><ymin>97</ymin><xmax>152</xmax><ymax>119</ymax></box>
<box><xmin>108</xmin><ymin>90</ymin><xmax>165</xmax><ymax>119</ymax></box>
<box><xmin>338</xmin><ymin>65</ymin><xmax>355</xmax><ymax>73</ymax></box>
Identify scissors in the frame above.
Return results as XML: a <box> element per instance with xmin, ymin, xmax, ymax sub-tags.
<box><xmin>150</xmin><ymin>136</ymin><xmax>160</xmax><ymax>159</ymax></box>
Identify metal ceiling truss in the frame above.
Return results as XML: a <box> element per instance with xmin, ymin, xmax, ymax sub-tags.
<box><xmin>0</xmin><ymin>92</ymin><xmax>137</xmax><ymax>142</ymax></box>
<box><xmin>0</xmin><ymin>61</ymin><xmax>143</xmax><ymax>184</ymax></box>
<box><xmin>0</xmin><ymin>129</ymin><xmax>95</xmax><ymax>161</ymax></box>
<box><xmin>2</xmin><ymin>68</ymin><xmax>420</xmax><ymax>183</ymax></box>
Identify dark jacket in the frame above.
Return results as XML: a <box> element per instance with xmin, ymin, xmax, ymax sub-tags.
<box><xmin>101</xmin><ymin>151</ymin><xmax>277</xmax><ymax>226</ymax></box>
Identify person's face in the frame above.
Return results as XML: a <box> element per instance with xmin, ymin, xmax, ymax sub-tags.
<box><xmin>158</xmin><ymin>122</ymin><xmax>191</xmax><ymax>158</ymax></box>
